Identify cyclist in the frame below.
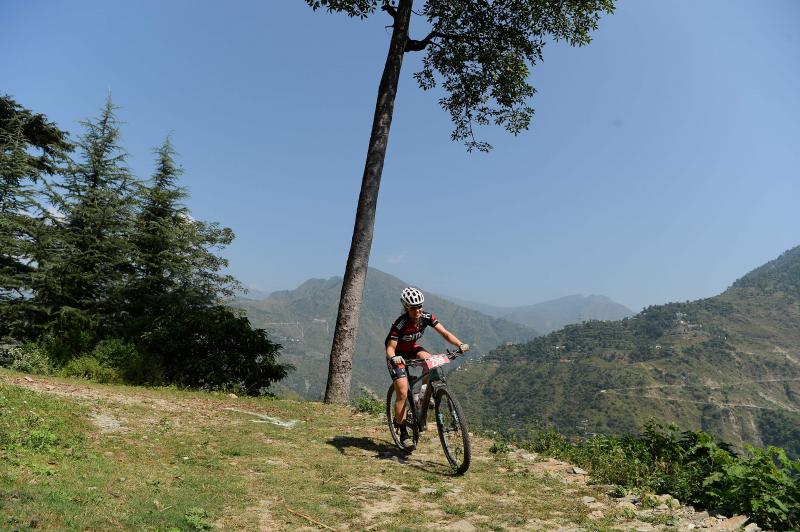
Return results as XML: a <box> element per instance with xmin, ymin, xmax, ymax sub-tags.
<box><xmin>386</xmin><ymin>286</ymin><xmax>469</xmax><ymax>450</ymax></box>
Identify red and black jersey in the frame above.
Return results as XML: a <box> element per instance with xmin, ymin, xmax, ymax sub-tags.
<box><xmin>385</xmin><ymin>312</ymin><xmax>439</xmax><ymax>352</ymax></box>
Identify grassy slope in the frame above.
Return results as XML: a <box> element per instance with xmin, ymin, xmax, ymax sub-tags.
<box><xmin>1</xmin><ymin>369</ymin><xmax>665</xmax><ymax>531</ymax></box>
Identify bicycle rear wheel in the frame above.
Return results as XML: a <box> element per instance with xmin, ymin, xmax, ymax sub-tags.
<box><xmin>434</xmin><ymin>388</ymin><xmax>471</xmax><ymax>474</ymax></box>
<box><xmin>386</xmin><ymin>384</ymin><xmax>419</xmax><ymax>451</ymax></box>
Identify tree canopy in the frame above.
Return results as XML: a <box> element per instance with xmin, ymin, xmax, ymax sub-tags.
<box><xmin>0</xmin><ymin>96</ymin><xmax>289</xmax><ymax>394</ymax></box>
<box><xmin>307</xmin><ymin>0</ymin><xmax>614</xmax><ymax>151</ymax></box>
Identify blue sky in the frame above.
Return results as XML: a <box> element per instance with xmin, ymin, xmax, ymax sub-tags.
<box><xmin>3</xmin><ymin>0</ymin><xmax>798</xmax><ymax>311</ymax></box>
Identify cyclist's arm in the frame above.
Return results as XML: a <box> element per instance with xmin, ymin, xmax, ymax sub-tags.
<box><xmin>433</xmin><ymin>323</ymin><xmax>463</xmax><ymax>348</ymax></box>
<box><xmin>386</xmin><ymin>338</ymin><xmax>398</xmax><ymax>359</ymax></box>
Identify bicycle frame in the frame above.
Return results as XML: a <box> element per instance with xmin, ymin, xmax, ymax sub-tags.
<box><xmin>405</xmin><ymin>350</ymin><xmax>459</xmax><ymax>432</ymax></box>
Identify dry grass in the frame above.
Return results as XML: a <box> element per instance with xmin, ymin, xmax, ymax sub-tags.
<box><xmin>2</xmin><ymin>369</ymin><xmax>645</xmax><ymax>530</ymax></box>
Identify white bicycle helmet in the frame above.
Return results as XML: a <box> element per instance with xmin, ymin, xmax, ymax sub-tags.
<box><xmin>400</xmin><ymin>286</ymin><xmax>425</xmax><ymax>307</ymax></box>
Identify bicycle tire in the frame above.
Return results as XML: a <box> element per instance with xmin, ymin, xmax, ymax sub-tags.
<box><xmin>434</xmin><ymin>387</ymin><xmax>471</xmax><ymax>474</ymax></box>
<box><xmin>386</xmin><ymin>384</ymin><xmax>419</xmax><ymax>451</ymax></box>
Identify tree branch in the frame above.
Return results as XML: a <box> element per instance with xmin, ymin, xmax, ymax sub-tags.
<box><xmin>405</xmin><ymin>31</ymin><xmax>475</xmax><ymax>52</ymax></box>
<box><xmin>381</xmin><ymin>2</ymin><xmax>398</xmax><ymax>20</ymax></box>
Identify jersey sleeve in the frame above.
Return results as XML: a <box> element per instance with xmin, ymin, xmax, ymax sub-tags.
<box><xmin>387</xmin><ymin>316</ymin><xmax>402</xmax><ymax>341</ymax></box>
<box><xmin>427</xmin><ymin>313</ymin><xmax>439</xmax><ymax>327</ymax></box>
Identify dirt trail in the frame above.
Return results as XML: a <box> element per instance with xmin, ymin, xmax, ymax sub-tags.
<box><xmin>3</xmin><ymin>374</ymin><xmax>760</xmax><ymax>531</ymax></box>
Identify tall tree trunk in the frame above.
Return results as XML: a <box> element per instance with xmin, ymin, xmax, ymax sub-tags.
<box><xmin>324</xmin><ymin>0</ymin><xmax>413</xmax><ymax>404</ymax></box>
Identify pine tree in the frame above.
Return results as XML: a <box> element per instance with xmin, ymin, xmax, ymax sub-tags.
<box><xmin>126</xmin><ymin>137</ymin><xmax>288</xmax><ymax>393</ymax></box>
<box><xmin>127</xmin><ymin>136</ymin><xmax>238</xmax><ymax>326</ymax></box>
<box><xmin>34</xmin><ymin>97</ymin><xmax>137</xmax><ymax>347</ymax></box>
<box><xmin>0</xmin><ymin>95</ymin><xmax>71</xmax><ymax>338</ymax></box>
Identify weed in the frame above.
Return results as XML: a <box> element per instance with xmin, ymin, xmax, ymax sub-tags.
<box><xmin>353</xmin><ymin>387</ymin><xmax>383</xmax><ymax>416</ymax></box>
<box><xmin>5</xmin><ymin>344</ymin><xmax>53</xmax><ymax>375</ymax></box>
<box><xmin>442</xmin><ymin>503</ymin><xmax>467</xmax><ymax>517</ymax></box>
<box><xmin>60</xmin><ymin>355</ymin><xmax>119</xmax><ymax>383</ymax></box>
<box><xmin>184</xmin><ymin>507</ymin><xmax>213</xmax><ymax>531</ymax></box>
<box><xmin>489</xmin><ymin>440</ymin><xmax>511</xmax><ymax>454</ymax></box>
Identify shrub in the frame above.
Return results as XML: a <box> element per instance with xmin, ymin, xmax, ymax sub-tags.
<box><xmin>60</xmin><ymin>356</ymin><xmax>119</xmax><ymax>383</ymax></box>
<box><xmin>705</xmin><ymin>446</ymin><xmax>800</xmax><ymax>531</ymax></box>
<box><xmin>6</xmin><ymin>343</ymin><xmax>53</xmax><ymax>375</ymax></box>
<box><xmin>517</xmin><ymin>420</ymin><xmax>800</xmax><ymax>531</ymax></box>
<box><xmin>139</xmin><ymin>303</ymin><xmax>291</xmax><ymax>395</ymax></box>
<box><xmin>91</xmin><ymin>338</ymin><xmax>160</xmax><ymax>384</ymax></box>
<box><xmin>353</xmin><ymin>387</ymin><xmax>383</xmax><ymax>415</ymax></box>
<box><xmin>489</xmin><ymin>440</ymin><xmax>511</xmax><ymax>454</ymax></box>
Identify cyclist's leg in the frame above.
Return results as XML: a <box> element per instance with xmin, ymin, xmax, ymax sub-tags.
<box><xmin>415</xmin><ymin>347</ymin><xmax>432</xmax><ymax>385</ymax></box>
<box><xmin>387</xmin><ymin>355</ymin><xmax>410</xmax><ymax>424</ymax></box>
<box><xmin>393</xmin><ymin>376</ymin><xmax>409</xmax><ymax>424</ymax></box>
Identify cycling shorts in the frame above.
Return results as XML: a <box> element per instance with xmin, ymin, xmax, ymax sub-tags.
<box><xmin>387</xmin><ymin>345</ymin><xmax>426</xmax><ymax>381</ymax></box>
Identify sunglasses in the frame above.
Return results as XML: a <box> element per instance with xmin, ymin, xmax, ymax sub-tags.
<box><xmin>406</xmin><ymin>305</ymin><xmax>423</xmax><ymax>311</ymax></box>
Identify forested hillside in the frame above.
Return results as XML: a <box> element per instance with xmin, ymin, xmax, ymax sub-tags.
<box><xmin>0</xmin><ymin>96</ymin><xmax>288</xmax><ymax>393</ymax></box>
<box><xmin>451</xmin><ymin>246</ymin><xmax>800</xmax><ymax>456</ymax></box>
<box><xmin>231</xmin><ymin>268</ymin><xmax>538</xmax><ymax>399</ymax></box>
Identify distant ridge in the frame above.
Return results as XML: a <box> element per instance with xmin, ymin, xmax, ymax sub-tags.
<box><xmin>444</xmin><ymin>294</ymin><xmax>634</xmax><ymax>334</ymax></box>
<box><xmin>451</xmin><ymin>245</ymin><xmax>800</xmax><ymax>457</ymax></box>
<box><xmin>230</xmin><ymin>268</ymin><xmax>538</xmax><ymax>400</ymax></box>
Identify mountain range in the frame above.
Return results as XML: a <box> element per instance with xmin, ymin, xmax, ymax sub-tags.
<box><xmin>450</xmin><ymin>245</ymin><xmax>800</xmax><ymax>456</ymax></box>
<box><xmin>230</xmin><ymin>268</ymin><xmax>539</xmax><ymax>400</ymax></box>
<box><xmin>444</xmin><ymin>294</ymin><xmax>634</xmax><ymax>334</ymax></box>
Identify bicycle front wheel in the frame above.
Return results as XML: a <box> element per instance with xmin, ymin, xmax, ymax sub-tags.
<box><xmin>434</xmin><ymin>388</ymin><xmax>471</xmax><ymax>474</ymax></box>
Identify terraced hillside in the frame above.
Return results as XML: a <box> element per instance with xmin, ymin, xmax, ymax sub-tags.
<box><xmin>451</xmin><ymin>246</ymin><xmax>800</xmax><ymax>456</ymax></box>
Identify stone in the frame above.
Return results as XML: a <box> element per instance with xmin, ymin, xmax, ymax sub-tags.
<box><xmin>588</xmin><ymin>510</ymin><xmax>604</xmax><ymax>519</ymax></box>
<box><xmin>227</xmin><ymin>393</ymin><xmax>238</xmax><ymax>399</ymax></box>
<box><xmin>716</xmin><ymin>515</ymin><xmax>750</xmax><ymax>531</ymax></box>
<box><xmin>419</xmin><ymin>487</ymin><xmax>437</xmax><ymax>495</ymax></box>
<box><xmin>617</xmin><ymin>501</ymin><xmax>636</xmax><ymax>511</ymax></box>
<box><xmin>580</xmin><ymin>496</ymin><xmax>596</xmax><ymax>504</ymax></box>
<box><xmin>572</xmin><ymin>466</ymin><xmax>588</xmax><ymax>475</ymax></box>
<box><xmin>743</xmin><ymin>523</ymin><xmax>761</xmax><ymax>532</ymax></box>
<box><xmin>515</xmin><ymin>450</ymin><xmax>538</xmax><ymax>461</ymax></box>
<box><xmin>445</xmin><ymin>519</ymin><xmax>476</xmax><ymax>531</ymax></box>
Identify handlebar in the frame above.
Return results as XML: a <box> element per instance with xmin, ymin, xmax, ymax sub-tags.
<box><xmin>404</xmin><ymin>348</ymin><xmax>465</xmax><ymax>367</ymax></box>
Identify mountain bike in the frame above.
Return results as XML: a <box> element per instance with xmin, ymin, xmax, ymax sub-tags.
<box><xmin>386</xmin><ymin>348</ymin><xmax>471</xmax><ymax>475</ymax></box>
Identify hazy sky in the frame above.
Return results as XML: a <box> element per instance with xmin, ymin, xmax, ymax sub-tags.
<box><xmin>3</xmin><ymin>1</ymin><xmax>798</xmax><ymax>311</ymax></box>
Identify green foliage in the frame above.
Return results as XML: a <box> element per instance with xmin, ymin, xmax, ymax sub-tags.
<box><xmin>4</xmin><ymin>343</ymin><xmax>53</xmax><ymax>375</ymax></box>
<box><xmin>353</xmin><ymin>387</ymin><xmax>383</xmax><ymax>415</ymax></box>
<box><xmin>305</xmin><ymin>1</ymin><xmax>615</xmax><ymax>151</ymax></box>
<box><xmin>0</xmin><ymin>95</ymin><xmax>71</xmax><ymax>337</ymax></box>
<box><xmin>33</xmin><ymin>97</ymin><xmax>137</xmax><ymax>340</ymax></box>
<box><xmin>140</xmin><ymin>302</ymin><xmax>289</xmax><ymax>394</ymax></box>
<box><xmin>183</xmin><ymin>507</ymin><xmax>213</xmax><ymax>531</ymax></box>
<box><xmin>704</xmin><ymin>446</ymin><xmax>800</xmax><ymax>531</ymax></box>
<box><xmin>60</xmin><ymin>355</ymin><xmax>119</xmax><ymax>383</ymax></box>
<box><xmin>516</xmin><ymin>421</ymin><xmax>800</xmax><ymax>531</ymax></box>
<box><xmin>90</xmin><ymin>338</ymin><xmax>157</xmax><ymax>384</ymax></box>
<box><xmin>0</xmin><ymin>96</ymin><xmax>291</xmax><ymax>394</ymax></box>
<box><xmin>488</xmin><ymin>440</ymin><xmax>511</xmax><ymax>454</ymax></box>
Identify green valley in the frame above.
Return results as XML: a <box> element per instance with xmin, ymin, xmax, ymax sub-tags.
<box><xmin>451</xmin><ymin>245</ymin><xmax>800</xmax><ymax>456</ymax></box>
<box><xmin>230</xmin><ymin>268</ymin><xmax>539</xmax><ymax>400</ymax></box>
